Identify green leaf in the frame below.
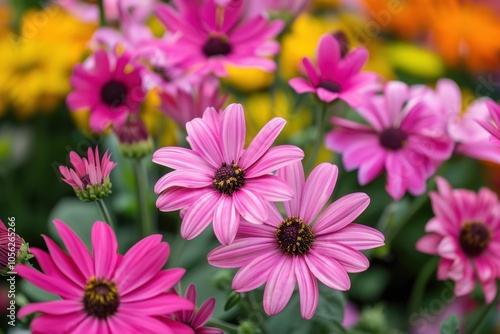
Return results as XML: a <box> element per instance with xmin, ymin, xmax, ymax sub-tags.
<box><xmin>440</xmin><ymin>314</ymin><xmax>459</xmax><ymax>334</ymax></box>
<box><xmin>225</xmin><ymin>291</ymin><xmax>242</xmax><ymax>311</ymax></box>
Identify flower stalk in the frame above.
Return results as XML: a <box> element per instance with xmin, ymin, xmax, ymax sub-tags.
<box><xmin>133</xmin><ymin>158</ymin><xmax>153</xmax><ymax>237</ymax></box>
<box><xmin>95</xmin><ymin>198</ymin><xmax>115</xmax><ymax>230</ymax></box>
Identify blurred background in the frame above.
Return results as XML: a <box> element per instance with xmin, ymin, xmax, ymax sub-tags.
<box><xmin>2</xmin><ymin>0</ymin><xmax>500</xmax><ymax>333</ymax></box>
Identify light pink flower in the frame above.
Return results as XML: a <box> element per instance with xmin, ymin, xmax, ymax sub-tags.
<box><xmin>67</xmin><ymin>50</ymin><xmax>145</xmax><ymax>133</ymax></box>
<box><xmin>414</xmin><ymin>79</ymin><xmax>500</xmax><ymax>163</ymax></box>
<box><xmin>326</xmin><ymin>81</ymin><xmax>454</xmax><ymax>201</ymax></box>
<box><xmin>478</xmin><ymin>100</ymin><xmax>500</xmax><ymax>147</ymax></box>
<box><xmin>289</xmin><ymin>33</ymin><xmax>381</xmax><ymax>108</ymax></box>
<box><xmin>157</xmin><ymin>0</ymin><xmax>284</xmax><ymax>76</ymax></box>
<box><xmin>59</xmin><ymin>146</ymin><xmax>116</xmax><ymax>201</ymax></box>
<box><xmin>244</xmin><ymin>0</ymin><xmax>311</xmax><ymax>18</ymax></box>
<box><xmin>168</xmin><ymin>284</ymin><xmax>222</xmax><ymax>334</ymax></box>
<box><xmin>416</xmin><ymin>177</ymin><xmax>500</xmax><ymax>303</ymax></box>
<box><xmin>60</xmin><ymin>0</ymin><xmax>120</xmax><ymax>23</ymax></box>
<box><xmin>159</xmin><ymin>76</ymin><xmax>227</xmax><ymax>127</ymax></box>
<box><xmin>16</xmin><ymin>220</ymin><xmax>194</xmax><ymax>333</ymax></box>
<box><xmin>153</xmin><ymin>103</ymin><xmax>304</xmax><ymax>245</ymax></box>
<box><xmin>208</xmin><ymin>162</ymin><xmax>384</xmax><ymax>319</ymax></box>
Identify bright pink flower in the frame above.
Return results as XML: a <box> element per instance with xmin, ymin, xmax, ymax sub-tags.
<box><xmin>208</xmin><ymin>162</ymin><xmax>384</xmax><ymax>319</ymax></box>
<box><xmin>153</xmin><ymin>103</ymin><xmax>304</xmax><ymax>245</ymax></box>
<box><xmin>16</xmin><ymin>220</ymin><xmax>194</xmax><ymax>333</ymax></box>
<box><xmin>414</xmin><ymin>79</ymin><xmax>500</xmax><ymax>164</ymax></box>
<box><xmin>289</xmin><ymin>33</ymin><xmax>381</xmax><ymax>108</ymax></box>
<box><xmin>67</xmin><ymin>50</ymin><xmax>145</xmax><ymax>133</ymax></box>
<box><xmin>59</xmin><ymin>146</ymin><xmax>116</xmax><ymax>201</ymax></box>
<box><xmin>416</xmin><ymin>177</ymin><xmax>500</xmax><ymax>303</ymax></box>
<box><xmin>169</xmin><ymin>284</ymin><xmax>222</xmax><ymax>334</ymax></box>
<box><xmin>478</xmin><ymin>100</ymin><xmax>500</xmax><ymax>147</ymax></box>
<box><xmin>157</xmin><ymin>0</ymin><xmax>284</xmax><ymax>76</ymax></box>
<box><xmin>0</xmin><ymin>220</ymin><xmax>22</xmax><ymax>271</ymax></box>
<box><xmin>159</xmin><ymin>76</ymin><xmax>227</xmax><ymax>127</ymax></box>
<box><xmin>326</xmin><ymin>81</ymin><xmax>454</xmax><ymax>201</ymax></box>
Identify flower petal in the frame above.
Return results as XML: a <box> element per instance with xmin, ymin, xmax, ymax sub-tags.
<box><xmin>221</xmin><ymin>104</ymin><xmax>245</xmax><ymax>163</ymax></box>
<box><xmin>244</xmin><ymin>175</ymin><xmax>294</xmax><ymax>202</ymax></box>
<box><xmin>305</xmin><ymin>251</ymin><xmax>350</xmax><ymax>290</ymax></box>
<box><xmin>186</xmin><ymin>117</ymin><xmax>223</xmax><ymax>168</ymax></box>
<box><xmin>277</xmin><ymin>161</ymin><xmax>305</xmax><ymax>218</ymax></box>
<box><xmin>294</xmin><ymin>257</ymin><xmax>318</xmax><ymax>320</ymax></box>
<box><xmin>213</xmin><ymin>195</ymin><xmax>239</xmax><ymax>245</ymax></box>
<box><xmin>245</xmin><ymin>145</ymin><xmax>304</xmax><ymax>178</ymax></box>
<box><xmin>181</xmin><ymin>191</ymin><xmax>221</xmax><ymax>239</ymax></box>
<box><xmin>263</xmin><ymin>256</ymin><xmax>295</xmax><ymax>316</ymax></box>
<box><xmin>233</xmin><ymin>188</ymin><xmax>268</xmax><ymax>224</ymax></box>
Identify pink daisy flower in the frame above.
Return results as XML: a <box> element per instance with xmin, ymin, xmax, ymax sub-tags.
<box><xmin>167</xmin><ymin>284</ymin><xmax>222</xmax><ymax>334</ymax></box>
<box><xmin>478</xmin><ymin>100</ymin><xmax>500</xmax><ymax>147</ymax></box>
<box><xmin>414</xmin><ymin>79</ymin><xmax>500</xmax><ymax>163</ymax></box>
<box><xmin>157</xmin><ymin>0</ymin><xmax>284</xmax><ymax>76</ymax></box>
<box><xmin>67</xmin><ymin>50</ymin><xmax>146</xmax><ymax>133</ymax></box>
<box><xmin>208</xmin><ymin>162</ymin><xmax>384</xmax><ymax>319</ymax></box>
<box><xmin>60</xmin><ymin>0</ymin><xmax>120</xmax><ymax>23</ymax></box>
<box><xmin>59</xmin><ymin>146</ymin><xmax>116</xmax><ymax>202</ymax></box>
<box><xmin>153</xmin><ymin>103</ymin><xmax>304</xmax><ymax>245</ymax></box>
<box><xmin>159</xmin><ymin>76</ymin><xmax>227</xmax><ymax>127</ymax></box>
<box><xmin>289</xmin><ymin>33</ymin><xmax>381</xmax><ymax>108</ymax></box>
<box><xmin>326</xmin><ymin>81</ymin><xmax>454</xmax><ymax>201</ymax></box>
<box><xmin>416</xmin><ymin>177</ymin><xmax>500</xmax><ymax>303</ymax></box>
<box><xmin>16</xmin><ymin>220</ymin><xmax>194</xmax><ymax>333</ymax></box>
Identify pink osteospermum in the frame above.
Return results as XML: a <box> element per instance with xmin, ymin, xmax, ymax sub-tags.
<box><xmin>153</xmin><ymin>103</ymin><xmax>304</xmax><ymax>245</ymax></box>
<box><xmin>157</xmin><ymin>0</ymin><xmax>284</xmax><ymax>77</ymax></box>
<box><xmin>67</xmin><ymin>49</ymin><xmax>146</xmax><ymax>133</ymax></box>
<box><xmin>59</xmin><ymin>146</ymin><xmax>116</xmax><ymax>202</ymax></box>
<box><xmin>208</xmin><ymin>162</ymin><xmax>384</xmax><ymax>319</ymax></box>
<box><xmin>416</xmin><ymin>177</ymin><xmax>500</xmax><ymax>303</ymax></box>
<box><xmin>168</xmin><ymin>284</ymin><xmax>222</xmax><ymax>334</ymax></box>
<box><xmin>477</xmin><ymin>100</ymin><xmax>500</xmax><ymax>147</ymax></box>
<box><xmin>16</xmin><ymin>220</ymin><xmax>194</xmax><ymax>333</ymax></box>
<box><xmin>159</xmin><ymin>76</ymin><xmax>227</xmax><ymax>127</ymax></box>
<box><xmin>289</xmin><ymin>33</ymin><xmax>381</xmax><ymax>108</ymax></box>
<box><xmin>326</xmin><ymin>81</ymin><xmax>454</xmax><ymax>201</ymax></box>
<box><xmin>416</xmin><ymin>78</ymin><xmax>500</xmax><ymax>163</ymax></box>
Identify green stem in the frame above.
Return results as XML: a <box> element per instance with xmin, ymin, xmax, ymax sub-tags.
<box><xmin>305</xmin><ymin>103</ymin><xmax>328</xmax><ymax>173</ymax></box>
<box><xmin>407</xmin><ymin>258</ymin><xmax>439</xmax><ymax>313</ymax></box>
<box><xmin>95</xmin><ymin>199</ymin><xmax>115</xmax><ymax>230</ymax></box>
<box><xmin>466</xmin><ymin>281</ymin><xmax>500</xmax><ymax>334</ymax></box>
<box><xmin>206</xmin><ymin>319</ymin><xmax>238</xmax><ymax>334</ymax></box>
<box><xmin>133</xmin><ymin>158</ymin><xmax>153</xmax><ymax>237</ymax></box>
<box><xmin>97</xmin><ymin>0</ymin><xmax>107</xmax><ymax>26</ymax></box>
<box><xmin>240</xmin><ymin>292</ymin><xmax>270</xmax><ymax>334</ymax></box>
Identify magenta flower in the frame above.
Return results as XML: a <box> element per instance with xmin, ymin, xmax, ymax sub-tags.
<box><xmin>415</xmin><ymin>79</ymin><xmax>500</xmax><ymax>163</ymax></box>
<box><xmin>168</xmin><ymin>284</ymin><xmax>222</xmax><ymax>334</ymax></box>
<box><xmin>16</xmin><ymin>220</ymin><xmax>194</xmax><ymax>333</ymax></box>
<box><xmin>153</xmin><ymin>103</ymin><xmax>304</xmax><ymax>245</ymax></box>
<box><xmin>208</xmin><ymin>162</ymin><xmax>384</xmax><ymax>319</ymax></box>
<box><xmin>159</xmin><ymin>76</ymin><xmax>227</xmax><ymax>127</ymax></box>
<box><xmin>289</xmin><ymin>33</ymin><xmax>380</xmax><ymax>108</ymax></box>
<box><xmin>416</xmin><ymin>177</ymin><xmax>500</xmax><ymax>303</ymax></box>
<box><xmin>0</xmin><ymin>220</ymin><xmax>22</xmax><ymax>273</ymax></box>
<box><xmin>326</xmin><ymin>81</ymin><xmax>454</xmax><ymax>201</ymax></box>
<box><xmin>59</xmin><ymin>146</ymin><xmax>116</xmax><ymax>202</ymax></box>
<box><xmin>477</xmin><ymin>100</ymin><xmax>500</xmax><ymax>147</ymax></box>
<box><xmin>157</xmin><ymin>0</ymin><xmax>284</xmax><ymax>76</ymax></box>
<box><xmin>67</xmin><ymin>50</ymin><xmax>145</xmax><ymax>133</ymax></box>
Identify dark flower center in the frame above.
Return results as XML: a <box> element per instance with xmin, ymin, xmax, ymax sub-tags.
<box><xmin>317</xmin><ymin>80</ymin><xmax>341</xmax><ymax>93</ymax></box>
<box><xmin>152</xmin><ymin>66</ymin><xmax>171</xmax><ymax>82</ymax></box>
<box><xmin>332</xmin><ymin>30</ymin><xmax>349</xmax><ymax>58</ymax></box>
<box><xmin>83</xmin><ymin>277</ymin><xmax>119</xmax><ymax>319</ymax></box>
<box><xmin>459</xmin><ymin>222</ymin><xmax>491</xmax><ymax>257</ymax></box>
<box><xmin>203</xmin><ymin>37</ymin><xmax>232</xmax><ymax>57</ymax></box>
<box><xmin>213</xmin><ymin>162</ymin><xmax>244</xmax><ymax>195</ymax></box>
<box><xmin>379</xmin><ymin>127</ymin><xmax>408</xmax><ymax>150</ymax></box>
<box><xmin>276</xmin><ymin>217</ymin><xmax>315</xmax><ymax>255</ymax></box>
<box><xmin>100</xmin><ymin>80</ymin><xmax>128</xmax><ymax>107</ymax></box>
<box><xmin>81</xmin><ymin>174</ymin><xmax>92</xmax><ymax>188</ymax></box>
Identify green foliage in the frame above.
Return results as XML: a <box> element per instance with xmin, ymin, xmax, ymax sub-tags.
<box><xmin>440</xmin><ymin>314</ymin><xmax>459</xmax><ymax>334</ymax></box>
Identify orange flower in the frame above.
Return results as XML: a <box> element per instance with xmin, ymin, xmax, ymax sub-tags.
<box><xmin>359</xmin><ymin>0</ymin><xmax>430</xmax><ymax>38</ymax></box>
<box><xmin>427</xmin><ymin>0</ymin><xmax>500</xmax><ymax>72</ymax></box>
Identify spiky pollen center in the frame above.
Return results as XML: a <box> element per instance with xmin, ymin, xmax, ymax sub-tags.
<box><xmin>276</xmin><ymin>217</ymin><xmax>315</xmax><ymax>255</ymax></box>
<box><xmin>101</xmin><ymin>80</ymin><xmax>128</xmax><ymax>107</ymax></box>
<box><xmin>379</xmin><ymin>127</ymin><xmax>408</xmax><ymax>150</ymax></box>
<box><xmin>203</xmin><ymin>37</ymin><xmax>232</xmax><ymax>57</ymax></box>
<box><xmin>317</xmin><ymin>80</ymin><xmax>341</xmax><ymax>93</ymax></box>
<box><xmin>83</xmin><ymin>277</ymin><xmax>120</xmax><ymax>319</ymax></box>
<box><xmin>459</xmin><ymin>222</ymin><xmax>491</xmax><ymax>257</ymax></box>
<box><xmin>213</xmin><ymin>162</ymin><xmax>244</xmax><ymax>195</ymax></box>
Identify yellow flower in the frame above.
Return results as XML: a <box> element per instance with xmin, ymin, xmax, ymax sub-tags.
<box><xmin>384</xmin><ymin>42</ymin><xmax>445</xmax><ymax>79</ymax></box>
<box><xmin>222</xmin><ymin>66</ymin><xmax>275</xmax><ymax>93</ymax></box>
<box><xmin>0</xmin><ymin>6</ymin><xmax>96</xmax><ymax>119</ymax></box>
<box><xmin>140</xmin><ymin>89</ymin><xmax>179</xmax><ymax>148</ymax></box>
